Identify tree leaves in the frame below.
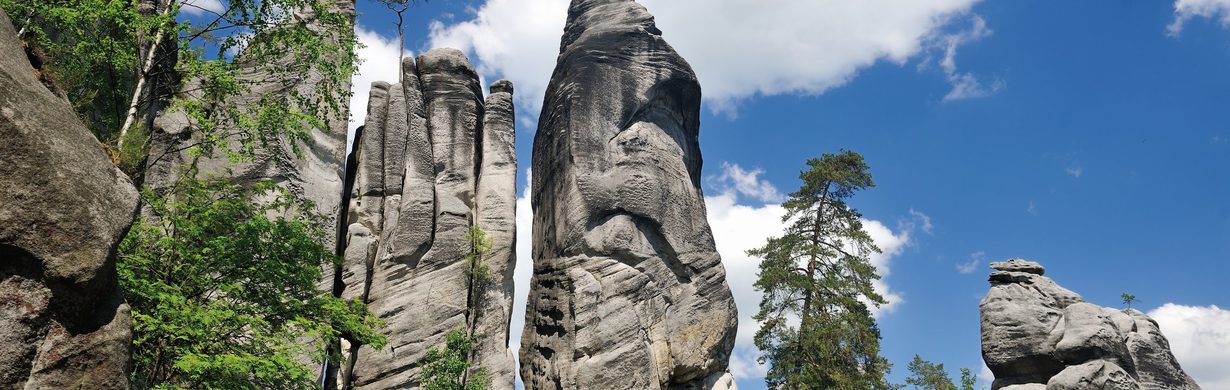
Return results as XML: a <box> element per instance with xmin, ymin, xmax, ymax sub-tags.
<box><xmin>118</xmin><ymin>176</ymin><xmax>384</xmax><ymax>389</ymax></box>
<box><xmin>420</xmin><ymin>328</ymin><xmax>490</xmax><ymax>390</ymax></box>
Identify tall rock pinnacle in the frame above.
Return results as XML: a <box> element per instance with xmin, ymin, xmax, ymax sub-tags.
<box><xmin>521</xmin><ymin>0</ymin><xmax>738</xmax><ymax>388</ymax></box>
<box><xmin>0</xmin><ymin>9</ymin><xmax>137</xmax><ymax>388</ymax></box>
<box><xmin>980</xmin><ymin>259</ymin><xmax>1200</xmax><ymax>389</ymax></box>
<box><xmin>337</xmin><ymin>50</ymin><xmax>518</xmax><ymax>389</ymax></box>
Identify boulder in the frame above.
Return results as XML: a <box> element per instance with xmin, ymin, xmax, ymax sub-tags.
<box><xmin>1047</xmin><ymin>361</ymin><xmax>1138</xmax><ymax>390</ymax></box>
<box><xmin>980</xmin><ymin>259</ymin><xmax>1200</xmax><ymax>389</ymax></box>
<box><xmin>0</xmin><ymin>9</ymin><xmax>137</xmax><ymax>389</ymax></box>
<box><xmin>520</xmin><ymin>0</ymin><xmax>738</xmax><ymax>388</ymax></box>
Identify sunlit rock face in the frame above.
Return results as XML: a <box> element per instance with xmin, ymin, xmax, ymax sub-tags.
<box><xmin>336</xmin><ymin>50</ymin><xmax>518</xmax><ymax>390</ymax></box>
<box><xmin>980</xmin><ymin>259</ymin><xmax>1201</xmax><ymax>390</ymax></box>
<box><xmin>521</xmin><ymin>0</ymin><xmax>738</xmax><ymax>388</ymax></box>
<box><xmin>0</xmin><ymin>9</ymin><xmax>137</xmax><ymax>389</ymax></box>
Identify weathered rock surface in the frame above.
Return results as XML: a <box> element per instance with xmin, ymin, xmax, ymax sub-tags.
<box><xmin>336</xmin><ymin>51</ymin><xmax>517</xmax><ymax>389</ymax></box>
<box><xmin>520</xmin><ymin>0</ymin><xmax>738</xmax><ymax>388</ymax></box>
<box><xmin>980</xmin><ymin>259</ymin><xmax>1200</xmax><ymax>389</ymax></box>
<box><xmin>144</xmin><ymin>1</ymin><xmax>355</xmax><ymax>252</ymax></box>
<box><xmin>0</xmin><ymin>9</ymin><xmax>137</xmax><ymax>389</ymax></box>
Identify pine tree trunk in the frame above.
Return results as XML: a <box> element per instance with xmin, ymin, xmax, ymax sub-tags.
<box><xmin>794</xmin><ymin>184</ymin><xmax>830</xmax><ymax>386</ymax></box>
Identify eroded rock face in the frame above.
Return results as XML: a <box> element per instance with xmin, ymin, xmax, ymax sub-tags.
<box><xmin>521</xmin><ymin>0</ymin><xmax>738</xmax><ymax>388</ymax></box>
<box><xmin>980</xmin><ymin>259</ymin><xmax>1200</xmax><ymax>389</ymax></box>
<box><xmin>336</xmin><ymin>51</ymin><xmax>517</xmax><ymax>390</ymax></box>
<box><xmin>144</xmin><ymin>1</ymin><xmax>355</xmax><ymax>252</ymax></box>
<box><xmin>0</xmin><ymin>9</ymin><xmax>137</xmax><ymax>389</ymax></box>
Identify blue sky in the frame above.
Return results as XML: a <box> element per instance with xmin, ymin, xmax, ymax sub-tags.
<box><xmin>299</xmin><ymin>0</ymin><xmax>1230</xmax><ymax>388</ymax></box>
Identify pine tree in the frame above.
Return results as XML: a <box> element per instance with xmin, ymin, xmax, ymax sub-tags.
<box><xmin>748</xmin><ymin>150</ymin><xmax>894</xmax><ymax>389</ymax></box>
<box><xmin>904</xmin><ymin>355</ymin><xmax>978</xmax><ymax>390</ymax></box>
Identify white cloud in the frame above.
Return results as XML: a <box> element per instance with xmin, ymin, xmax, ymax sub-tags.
<box><xmin>180</xmin><ymin>0</ymin><xmax>226</xmax><ymax>16</ymax></box>
<box><xmin>709</xmin><ymin>163</ymin><xmax>784</xmax><ymax>203</ymax></box>
<box><xmin>428</xmin><ymin>0</ymin><xmax>990</xmax><ymax>115</ymax></box>
<box><xmin>347</xmin><ymin>26</ymin><xmax>408</xmax><ymax>152</ymax></box>
<box><xmin>907</xmin><ymin>208</ymin><xmax>935</xmax><ymax>235</ymax></box>
<box><xmin>957</xmin><ymin>251</ymin><xmax>984</xmax><ymax>274</ymax></box>
<box><xmin>1027</xmin><ymin>200</ymin><xmax>1038</xmax><ymax>216</ymax></box>
<box><xmin>1168</xmin><ymin>0</ymin><xmax>1230</xmax><ymax>36</ymax></box>
<box><xmin>1065</xmin><ymin>165</ymin><xmax>1084</xmax><ymax>178</ymax></box>
<box><xmin>511</xmin><ymin>172</ymin><xmax>533</xmax><ymax>388</ymax></box>
<box><xmin>223</xmin><ymin>31</ymin><xmax>253</xmax><ymax>58</ymax></box>
<box><xmin>427</xmin><ymin>0</ymin><xmax>567</xmax><ymax>114</ymax></box>
<box><xmin>862</xmin><ymin>218</ymin><xmax>910</xmax><ymax>316</ymax></box>
<box><xmin>727</xmin><ymin>345</ymin><xmax>769</xmax><ymax>382</ymax></box>
<box><xmin>929</xmin><ymin>15</ymin><xmax>1003</xmax><ymax>102</ymax></box>
<box><xmin>1148</xmin><ymin>303</ymin><xmax>1230</xmax><ymax>389</ymax></box>
<box><xmin>978</xmin><ymin>362</ymin><xmax>994</xmax><ymax>389</ymax></box>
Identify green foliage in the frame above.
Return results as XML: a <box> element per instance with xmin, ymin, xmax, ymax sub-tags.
<box><xmin>418</xmin><ymin>225</ymin><xmax>493</xmax><ymax>390</ymax></box>
<box><xmin>118</xmin><ymin>175</ymin><xmax>384</xmax><ymax>389</ymax></box>
<box><xmin>3</xmin><ymin>0</ymin><xmax>359</xmax><ymax>169</ymax></box>
<box><xmin>1</xmin><ymin>0</ymin><xmax>149</xmax><ymax>140</ymax></box>
<box><xmin>465</xmin><ymin>225</ymin><xmax>493</xmax><ymax>283</ymax></box>
<box><xmin>1121</xmin><ymin>292</ymin><xmax>1138</xmax><ymax>309</ymax></box>
<box><xmin>959</xmin><ymin>368</ymin><xmax>977</xmax><ymax>390</ymax></box>
<box><xmin>159</xmin><ymin>0</ymin><xmax>359</xmax><ymax>163</ymax></box>
<box><xmin>748</xmin><ymin>150</ymin><xmax>895</xmax><ymax>389</ymax></box>
<box><xmin>420</xmin><ymin>328</ymin><xmax>490</xmax><ymax>390</ymax></box>
<box><xmin>903</xmin><ymin>356</ymin><xmax>978</xmax><ymax>390</ymax></box>
<box><xmin>117</xmin><ymin>121</ymin><xmax>151</xmax><ymax>178</ymax></box>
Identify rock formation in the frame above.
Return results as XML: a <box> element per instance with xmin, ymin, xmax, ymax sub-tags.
<box><xmin>0</xmin><ymin>9</ymin><xmax>138</xmax><ymax>389</ymax></box>
<box><xmin>520</xmin><ymin>0</ymin><xmax>738</xmax><ymax>388</ymax></box>
<box><xmin>980</xmin><ymin>259</ymin><xmax>1200</xmax><ymax>389</ymax></box>
<box><xmin>336</xmin><ymin>50</ymin><xmax>518</xmax><ymax>389</ymax></box>
<box><xmin>144</xmin><ymin>1</ymin><xmax>354</xmax><ymax>251</ymax></box>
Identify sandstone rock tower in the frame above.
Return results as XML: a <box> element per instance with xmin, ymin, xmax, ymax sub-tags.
<box><xmin>521</xmin><ymin>0</ymin><xmax>739</xmax><ymax>388</ymax></box>
<box><xmin>336</xmin><ymin>50</ymin><xmax>518</xmax><ymax>390</ymax></box>
<box><xmin>0</xmin><ymin>9</ymin><xmax>137</xmax><ymax>389</ymax></box>
<box><xmin>980</xmin><ymin>259</ymin><xmax>1200</xmax><ymax>389</ymax></box>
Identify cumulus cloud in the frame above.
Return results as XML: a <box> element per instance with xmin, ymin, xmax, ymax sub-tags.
<box><xmin>957</xmin><ymin>251</ymin><xmax>985</xmax><ymax>274</ymax></box>
<box><xmin>1148</xmin><ymin>303</ymin><xmax>1230</xmax><ymax>388</ymax></box>
<box><xmin>428</xmin><ymin>0</ymin><xmax>991</xmax><ymax>115</ymax></box>
<box><xmin>347</xmin><ymin>26</ymin><xmax>407</xmax><ymax>151</ymax></box>
<box><xmin>1168</xmin><ymin>0</ymin><xmax>1230</xmax><ymax>36</ymax></box>
<box><xmin>427</xmin><ymin>0</ymin><xmax>567</xmax><ymax>114</ymax></box>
